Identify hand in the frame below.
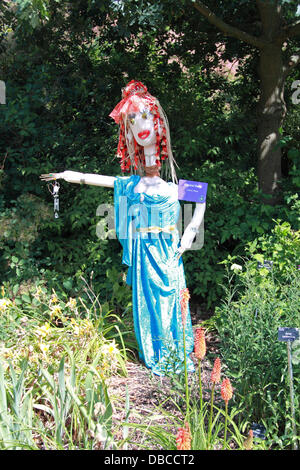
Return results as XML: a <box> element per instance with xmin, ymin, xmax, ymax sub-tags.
<box><xmin>176</xmin><ymin>245</ymin><xmax>186</xmax><ymax>260</ymax></box>
<box><xmin>40</xmin><ymin>173</ymin><xmax>60</xmax><ymax>181</ymax></box>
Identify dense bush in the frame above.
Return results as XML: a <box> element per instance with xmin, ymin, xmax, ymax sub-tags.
<box><xmin>214</xmin><ymin>222</ymin><xmax>300</xmax><ymax>449</ymax></box>
<box><xmin>0</xmin><ymin>0</ymin><xmax>299</xmax><ymax>311</ymax></box>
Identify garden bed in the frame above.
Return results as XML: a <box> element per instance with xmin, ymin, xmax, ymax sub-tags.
<box><xmin>106</xmin><ymin>326</ymin><xmax>221</xmax><ymax>450</ymax></box>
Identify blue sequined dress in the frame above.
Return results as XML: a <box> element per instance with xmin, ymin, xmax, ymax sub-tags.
<box><xmin>114</xmin><ymin>174</ymin><xmax>194</xmax><ymax>376</ymax></box>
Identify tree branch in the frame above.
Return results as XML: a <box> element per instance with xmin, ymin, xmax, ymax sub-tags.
<box><xmin>282</xmin><ymin>19</ymin><xmax>300</xmax><ymax>40</ymax></box>
<box><xmin>192</xmin><ymin>0</ymin><xmax>267</xmax><ymax>49</ymax></box>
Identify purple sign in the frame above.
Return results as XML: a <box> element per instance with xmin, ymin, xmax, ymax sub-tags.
<box><xmin>178</xmin><ymin>179</ymin><xmax>208</xmax><ymax>203</ymax></box>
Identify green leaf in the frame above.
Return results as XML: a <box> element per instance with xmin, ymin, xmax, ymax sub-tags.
<box><xmin>63</xmin><ymin>279</ymin><xmax>73</xmax><ymax>290</ymax></box>
<box><xmin>253</xmin><ymin>254</ymin><xmax>264</xmax><ymax>263</ymax></box>
<box><xmin>292</xmin><ymin>340</ymin><xmax>300</xmax><ymax>366</ymax></box>
<box><xmin>21</xmin><ymin>294</ymin><xmax>31</xmax><ymax>303</ymax></box>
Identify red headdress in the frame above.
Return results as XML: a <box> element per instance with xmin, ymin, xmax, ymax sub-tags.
<box><xmin>109</xmin><ymin>80</ymin><xmax>177</xmax><ymax>182</ymax></box>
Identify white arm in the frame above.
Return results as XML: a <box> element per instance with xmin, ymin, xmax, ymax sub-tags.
<box><xmin>40</xmin><ymin>171</ymin><xmax>115</xmax><ymax>188</ymax></box>
<box><xmin>178</xmin><ymin>202</ymin><xmax>206</xmax><ymax>256</ymax></box>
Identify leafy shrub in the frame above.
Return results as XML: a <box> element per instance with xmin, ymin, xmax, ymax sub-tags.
<box><xmin>0</xmin><ymin>282</ymin><xmax>128</xmax><ymax>377</ymax></box>
<box><xmin>214</xmin><ymin>222</ymin><xmax>300</xmax><ymax>449</ymax></box>
<box><xmin>0</xmin><ymin>281</ymin><xmax>130</xmax><ymax>449</ymax></box>
<box><xmin>1</xmin><ymin>0</ymin><xmax>299</xmax><ymax>312</ymax></box>
<box><xmin>182</xmin><ymin>166</ymin><xmax>300</xmax><ymax>306</ymax></box>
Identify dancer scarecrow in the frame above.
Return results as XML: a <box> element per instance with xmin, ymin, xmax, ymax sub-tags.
<box><xmin>41</xmin><ymin>80</ymin><xmax>206</xmax><ymax>375</ymax></box>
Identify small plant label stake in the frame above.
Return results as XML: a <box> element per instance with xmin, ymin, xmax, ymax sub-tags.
<box><xmin>278</xmin><ymin>327</ymin><xmax>299</xmax><ymax>450</ymax></box>
<box><xmin>257</xmin><ymin>260</ymin><xmax>273</xmax><ymax>271</ymax></box>
<box><xmin>251</xmin><ymin>423</ymin><xmax>266</xmax><ymax>440</ymax></box>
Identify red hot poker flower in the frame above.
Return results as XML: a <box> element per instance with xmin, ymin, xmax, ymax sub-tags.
<box><xmin>180</xmin><ymin>288</ymin><xmax>190</xmax><ymax>304</ymax></box>
<box><xmin>243</xmin><ymin>430</ymin><xmax>254</xmax><ymax>450</ymax></box>
<box><xmin>211</xmin><ymin>357</ymin><xmax>221</xmax><ymax>384</ymax></box>
<box><xmin>180</xmin><ymin>288</ymin><xmax>190</xmax><ymax>326</ymax></box>
<box><xmin>194</xmin><ymin>327</ymin><xmax>206</xmax><ymax>360</ymax></box>
<box><xmin>176</xmin><ymin>422</ymin><xmax>192</xmax><ymax>450</ymax></box>
<box><xmin>221</xmin><ymin>377</ymin><xmax>233</xmax><ymax>403</ymax></box>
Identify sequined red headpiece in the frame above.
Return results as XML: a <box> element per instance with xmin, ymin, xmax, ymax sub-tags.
<box><xmin>109</xmin><ymin>80</ymin><xmax>170</xmax><ymax>175</ymax></box>
<box><xmin>109</xmin><ymin>80</ymin><xmax>154</xmax><ymax>124</ymax></box>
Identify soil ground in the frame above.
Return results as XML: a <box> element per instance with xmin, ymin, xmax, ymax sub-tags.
<box><xmin>107</xmin><ymin>309</ymin><xmax>221</xmax><ymax>450</ymax></box>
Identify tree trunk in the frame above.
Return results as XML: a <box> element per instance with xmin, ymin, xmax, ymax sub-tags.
<box><xmin>256</xmin><ymin>0</ymin><xmax>287</xmax><ymax>204</ymax></box>
<box><xmin>256</xmin><ymin>42</ymin><xmax>286</xmax><ymax>205</ymax></box>
<box><xmin>193</xmin><ymin>0</ymin><xmax>299</xmax><ymax>204</ymax></box>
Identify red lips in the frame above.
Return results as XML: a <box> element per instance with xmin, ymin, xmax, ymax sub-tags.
<box><xmin>138</xmin><ymin>130</ymin><xmax>150</xmax><ymax>139</ymax></box>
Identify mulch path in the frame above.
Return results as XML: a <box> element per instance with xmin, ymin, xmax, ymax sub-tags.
<box><xmin>106</xmin><ymin>312</ymin><xmax>221</xmax><ymax>450</ymax></box>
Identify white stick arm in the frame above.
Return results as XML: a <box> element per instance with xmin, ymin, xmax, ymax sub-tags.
<box><xmin>54</xmin><ymin>171</ymin><xmax>116</xmax><ymax>188</ymax></box>
<box><xmin>179</xmin><ymin>202</ymin><xmax>206</xmax><ymax>253</ymax></box>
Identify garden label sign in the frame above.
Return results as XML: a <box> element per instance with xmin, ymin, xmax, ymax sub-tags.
<box><xmin>278</xmin><ymin>327</ymin><xmax>299</xmax><ymax>342</ymax></box>
<box><xmin>278</xmin><ymin>327</ymin><xmax>299</xmax><ymax>450</ymax></box>
<box><xmin>251</xmin><ymin>423</ymin><xmax>266</xmax><ymax>440</ymax></box>
<box><xmin>178</xmin><ymin>179</ymin><xmax>208</xmax><ymax>203</ymax></box>
<box><xmin>257</xmin><ymin>260</ymin><xmax>273</xmax><ymax>271</ymax></box>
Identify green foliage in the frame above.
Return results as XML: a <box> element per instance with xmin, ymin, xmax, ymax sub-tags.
<box><xmin>1</xmin><ymin>0</ymin><xmax>300</xmax><ymax>452</ymax></box>
<box><xmin>37</xmin><ymin>351</ymin><xmax>116</xmax><ymax>449</ymax></box>
<box><xmin>0</xmin><ymin>0</ymin><xmax>299</xmax><ymax>310</ymax></box>
<box><xmin>214</xmin><ymin>223</ymin><xmax>300</xmax><ymax>449</ymax></box>
<box><xmin>0</xmin><ymin>283</ymin><xmax>129</xmax><ymax>449</ymax></box>
<box><xmin>0</xmin><ymin>352</ymin><xmax>119</xmax><ymax>450</ymax></box>
<box><xmin>246</xmin><ymin>220</ymin><xmax>300</xmax><ymax>281</ymax></box>
<box><xmin>182</xmin><ymin>165</ymin><xmax>299</xmax><ymax>305</ymax></box>
<box><xmin>0</xmin><ymin>359</ymin><xmax>37</xmax><ymax>450</ymax></box>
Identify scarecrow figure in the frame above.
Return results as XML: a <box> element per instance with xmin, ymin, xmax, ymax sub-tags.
<box><xmin>41</xmin><ymin>80</ymin><xmax>206</xmax><ymax>375</ymax></box>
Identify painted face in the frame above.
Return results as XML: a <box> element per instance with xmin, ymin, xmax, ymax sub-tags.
<box><xmin>127</xmin><ymin>107</ymin><xmax>156</xmax><ymax>147</ymax></box>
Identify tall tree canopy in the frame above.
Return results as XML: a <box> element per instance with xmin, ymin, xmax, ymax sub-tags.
<box><xmin>191</xmin><ymin>0</ymin><xmax>300</xmax><ymax>203</ymax></box>
<box><xmin>111</xmin><ymin>0</ymin><xmax>300</xmax><ymax>203</ymax></box>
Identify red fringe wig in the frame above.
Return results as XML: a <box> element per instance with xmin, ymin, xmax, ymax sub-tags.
<box><xmin>109</xmin><ymin>80</ymin><xmax>178</xmax><ymax>183</ymax></box>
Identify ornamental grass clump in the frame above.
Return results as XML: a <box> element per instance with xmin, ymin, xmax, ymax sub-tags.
<box><xmin>0</xmin><ymin>283</ymin><xmax>130</xmax><ymax>450</ymax></box>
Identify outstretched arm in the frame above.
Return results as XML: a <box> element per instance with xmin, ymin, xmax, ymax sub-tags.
<box><xmin>40</xmin><ymin>171</ymin><xmax>115</xmax><ymax>188</ymax></box>
<box><xmin>177</xmin><ymin>202</ymin><xmax>206</xmax><ymax>257</ymax></box>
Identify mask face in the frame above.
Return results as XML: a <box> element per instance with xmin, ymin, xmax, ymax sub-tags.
<box><xmin>127</xmin><ymin>107</ymin><xmax>156</xmax><ymax>147</ymax></box>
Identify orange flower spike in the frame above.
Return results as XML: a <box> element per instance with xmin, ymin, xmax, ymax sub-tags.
<box><xmin>211</xmin><ymin>357</ymin><xmax>221</xmax><ymax>384</ymax></box>
<box><xmin>176</xmin><ymin>422</ymin><xmax>192</xmax><ymax>450</ymax></box>
<box><xmin>243</xmin><ymin>429</ymin><xmax>254</xmax><ymax>450</ymax></box>
<box><xmin>221</xmin><ymin>377</ymin><xmax>233</xmax><ymax>404</ymax></box>
<box><xmin>180</xmin><ymin>302</ymin><xmax>188</xmax><ymax>326</ymax></box>
<box><xmin>180</xmin><ymin>288</ymin><xmax>190</xmax><ymax>326</ymax></box>
<box><xmin>194</xmin><ymin>327</ymin><xmax>206</xmax><ymax>360</ymax></box>
<box><xmin>180</xmin><ymin>288</ymin><xmax>190</xmax><ymax>304</ymax></box>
